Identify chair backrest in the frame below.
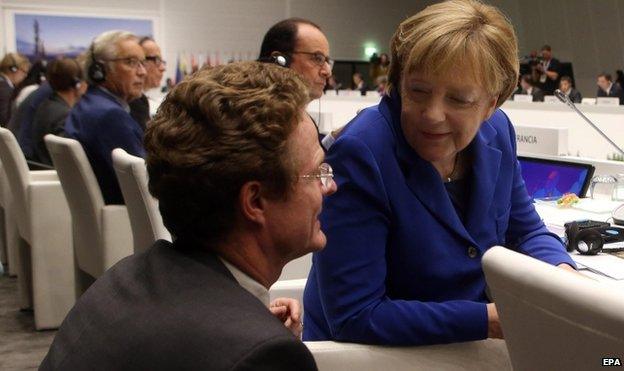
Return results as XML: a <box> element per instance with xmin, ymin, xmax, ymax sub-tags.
<box><xmin>45</xmin><ymin>134</ymin><xmax>105</xmax><ymax>276</ymax></box>
<box><xmin>483</xmin><ymin>246</ymin><xmax>624</xmax><ymax>371</ymax></box>
<box><xmin>112</xmin><ymin>148</ymin><xmax>170</xmax><ymax>252</ymax></box>
<box><xmin>0</xmin><ymin>128</ymin><xmax>31</xmax><ymax>235</ymax></box>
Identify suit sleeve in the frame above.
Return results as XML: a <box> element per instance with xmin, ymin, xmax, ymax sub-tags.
<box><xmin>503</xmin><ymin>114</ymin><xmax>576</xmax><ymax>267</ymax></box>
<box><xmin>233</xmin><ymin>336</ymin><xmax>317</xmax><ymax>371</ymax></box>
<box><xmin>313</xmin><ymin>134</ymin><xmax>488</xmax><ymax>346</ymax></box>
<box><xmin>0</xmin><ymin>85</ymin><xmax>12</xmax><ymax>127</ymax></box>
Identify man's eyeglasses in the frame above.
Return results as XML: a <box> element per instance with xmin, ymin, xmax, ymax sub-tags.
<box><xmin>299</xmin><ymin>163</ymin><xmax>334</xmax><ymax>190</ymax></box>
<box><xmin>145</xmin><ymin>55</ymin><xmax>167</xmax><ymax>66</ymax></box>
<box><xmin>108</xmin><ymin>57</ymin><xmax>147</xmax><ymax>69</ymax></box>
<box><xmin>292</xmin><ymin>51</ymin><xmax>334</xmax><ymax>69</ymax></box>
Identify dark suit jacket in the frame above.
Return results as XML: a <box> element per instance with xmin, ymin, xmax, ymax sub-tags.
<box><xmin>597</xmin><ymin>83</ymin><xmax>624</xmax><ymax>105</ymax></box>
<box><xmin>64</xmin><ymin>86</ymin><xmax>145</xmax><ymax>204</ymax></box>
<box><xmin>40</xmin><ymin>239</ymin><xmax>318</xmax><ymax>371</ymax></box>
<box><xmin>9</xmin><ymin>82</ymin><xmax>54</xmax><ymax>158</ymax></box>
<box><xmin>567</xmin><ymin>88</ymin><xmax>582</xmax><ymax>103</ymax></box>
<box><xmin>0</xmin><ymin>75</ymin><xmax>14</xmax><ymax>127</ymax></box>
<box><xmin>515</xmin><ymin>86</ymin><xmax>544</xmax><ymax>102</ymax></box>
<box><xmin>129</xmin><ymin>94</ymin><xmax>149</xmax><ymax>130</ymax></box>
<box><xmin>32</xmin><ymin>93</ymin><xmax>70</xmax><ymax>166</ymax></box>
<box><xmin>303</xmin><ymin>92</ymin><xmax>574</xmax><ymax>345</ymax></box>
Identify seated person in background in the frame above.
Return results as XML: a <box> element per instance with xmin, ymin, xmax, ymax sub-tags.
<box><xmin>558</xmin><ymin>75</ymin><xmax>582</xmax><ymax>103</ymax></box>
<box><xmin>303</xmin><ymin>0</ymin><xmax>576</xmax><ymax>346</ymax></box>
<box><xmin>352</xmin><ymin>72</ymin><xmax>367</xmax><ymax>95</ymax></box>
<box><xmin>32</xmin><ymin>58</ymin><xmax>86</xmax><ymax>166</ymax></box>
<box><xmin>129</xmin><ymin>36</ymin><xmax>166</xmax><ymax>129</ymax></box>
<box><xmin>0</xmin><ymin>52</ymin><xmax>30</xmax><ymax>127</ymax></box>
<box><xmin>65</xmin><ymin>30</ymin><xmax>146</xmax><ymax>204</ymax></box>
<box><xmin>13</xmin><ymin>60</ymin><xmax>47</xmax><ymax>108</ymax></box>
<box><xmin>596</xmin><ymin>72</ymin><xmax>624</xmax><ymax>105</ymax></box>
<box><xmin>324</xmin><ymin>75</ymin><xmax>341</xmax><ymax>92</ymax></box>
<box><xmin>8</xmin><ymin>80</ymin><xmax>53</xmax><ymax>158</ymax></box>
<box><xmin>515</xmin><ymin>74</ymin><xmax>544</xmax><ymax>101</ymax></box>
<box><xmin>40</xmin><ymin>61</ymin><xmax>334</xmax><ymax>371</ymax></box>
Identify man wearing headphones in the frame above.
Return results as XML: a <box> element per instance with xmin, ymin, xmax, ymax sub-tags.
<box><xmin>259</xmin><ymin>18</ymin><xmax>332</xmax><ymax>146</ymax></box>
<box><xmin>64</xmin><ymin>30</ymin><xmax>146</xmax><ymax>204</ymax></box>
<box><xmin>32</xmin><ymin>58</ymin><xmax>86</xmax><ymax>166</ymax></box>
<box><xmin>0</xmin><ymin>52</ymin><xmax>30</xmax><ymax>127</ymax></box>
<box><xmin>129</xmin><ymin>36</ymin><xmax>166</xmax><ymax>129</ymax></box>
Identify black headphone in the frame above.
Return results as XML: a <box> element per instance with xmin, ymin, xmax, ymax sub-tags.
<box><xmin>7</xmin><ymin>53</ymin><xmax>19</xmax><ymax>73</ymax></box>
<box><xmin>565</xmin><ymin>221</ymin><xmax>624</xmax><ymax>255</ymax></box>
<box><xmin>88</xmin><ymin>43</ymin><xmax>106</xmax><ymax>83</ymax></box>
<box><xmin>258</xmin><ymin>52</ymin><xmax>291</xmax><ymax>68</ymax></box>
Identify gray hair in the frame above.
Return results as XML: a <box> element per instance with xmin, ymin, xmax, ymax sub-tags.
<box><xmin>85</xmin><ymin>30</ymin><xmax>138</xmax><ymax>85</ymax></box>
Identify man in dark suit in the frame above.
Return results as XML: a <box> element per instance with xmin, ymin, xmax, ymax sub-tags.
<box><xmin>40</xmin><ymin>61</ymin><xmax>337</xmax><ymax>370</ymax></box>
<box><xmin>129</xmin><ymin>36</ymin><xmax>166</xmax><ymax>129</ymax></box>
<box><xmin>32</xmin><ymin>58</ymin><xmax>86</xmax><ymax>165</ymax></box>
<box><xmin>64</xmin><ymin>30</ymin><xmax>146</xmax><ymax>204</ymax></box>
<box><xmin>558</xmin><ymin>75</ymin><xmax>582</xmax><ymax>103</ymax></box>
<box><xmin>515</xmin><ymin>74</ymin><xmax>544</xmax><ymax>102</ymax></box>
<box><xmin>596</xmin><ymin>73</ymin><xmax>624</xmax><ymax>105</ymax></box>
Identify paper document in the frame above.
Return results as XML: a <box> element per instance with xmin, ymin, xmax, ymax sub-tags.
<box><xmin>572</xmin><ymin>252</ymin><xmax>624</xmax><ymax>280</ymax></box>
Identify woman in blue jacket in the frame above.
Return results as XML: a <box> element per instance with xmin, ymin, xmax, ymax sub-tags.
<box><xmin>303</xmin><ymin>0</ymin><xmax>576</xmax><ymax>346</ymax></box>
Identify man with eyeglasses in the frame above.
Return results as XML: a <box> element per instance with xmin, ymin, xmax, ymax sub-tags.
<box><xmin>129</xmin><ymin>36</ymin><xmax>166</xmax><ymax>129</ymax></box>
<box><xmin>259</xmin><ymin>18</ymin><xmax>332</xmax><ymax>147</ymax></box>
<box><xmin>64</xmin><ymin>30</ymin><xmax>146</xmax><ymax>204</ymax></box>
<box><xmin>41</xmin><ymin>61</ymin><xmax>336</xmax><ymax>371</ymax></box>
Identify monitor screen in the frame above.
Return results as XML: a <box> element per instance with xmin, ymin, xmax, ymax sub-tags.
<box><xmin>518</xmin><ymin>157</ymin><xmax>595</xmax><ymax>200</ymax></box>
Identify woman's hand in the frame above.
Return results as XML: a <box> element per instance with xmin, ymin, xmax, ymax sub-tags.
<box><xmin>486</xmin><ymin>303</ymin><xmax>504</xmax><ymax>339</ymax></box>
<box><xmin>269</xmin><ymin>297</ymin><xmax>303</xmax><ymax>338</ymax></box>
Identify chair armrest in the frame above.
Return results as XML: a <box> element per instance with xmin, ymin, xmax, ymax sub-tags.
<box><xmin>30</xmin><ymin>170</ymin><xmax>58</xmax><ymax>182</ymax></box>
<box><xmin>269</xmin><ymin>278</ymin><xmax>306</xmax><ymax>307</ymax></box>
<box><xmin>304</xmin><ymin>339</ymin><xmax>510</xmax><ymax>371</ymax></box>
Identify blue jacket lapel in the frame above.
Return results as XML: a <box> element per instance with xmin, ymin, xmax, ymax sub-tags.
<box><xmin>380</xmin><ymin>93</ymin><xmax>476</xmax><ymax>246</ymax></box>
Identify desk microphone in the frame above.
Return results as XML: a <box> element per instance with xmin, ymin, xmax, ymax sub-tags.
<box><xmin>554</xmin><ymin>89</ymin><xmax>624</xmax><ymax>156</ymax></box>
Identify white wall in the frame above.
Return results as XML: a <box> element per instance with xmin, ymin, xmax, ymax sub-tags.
<box><xmin>1</xmin><ymin>0</ymin><xmax>622</xmax><ymax>95</ymax></box>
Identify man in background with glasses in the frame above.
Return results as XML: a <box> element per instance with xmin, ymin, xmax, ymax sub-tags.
<box><xmin>129</xmin><ymin>36</ymin><xmax>166</xmax><ymax>129</ymax></box>
<box><xmin>259</xmin><ymin>18</ymin><xmax>332</xmax><ymax>147</ymax></box>
<box><xmin>42</xmin><ymin>61</ymin><xmax>335</xmax><ymax>370</ymax></box>
<box><xmin>64</xmin><ymin>30</ymin><xmax>146</xmax><ymax>204</ymax></box>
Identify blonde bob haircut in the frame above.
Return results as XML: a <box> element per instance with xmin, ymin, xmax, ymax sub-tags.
<box><xmin>388</xmin><ymin>0</ymin><xmax>519</xmax><ymax>107</ymax></box>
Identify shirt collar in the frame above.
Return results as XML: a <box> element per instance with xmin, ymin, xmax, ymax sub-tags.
<box><xmin>0</xmin><ymin>74</ymin><xmax>14</xmax><ymax>89</ymax></box>
<box><xmin>97</xmin><ymin>85</ymin><xmax>130</xmax><ymax>113</ymax></box>
<box><xmin>219</xmin><ymin>257</ymin><xmax>270</xmax><ymax>307</ymax></box>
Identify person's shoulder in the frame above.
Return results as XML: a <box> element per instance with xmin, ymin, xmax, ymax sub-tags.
<box><xmin>337</xmin><ymin>96</ymin><xmax>396</xmax><ymax>150</ymax></box>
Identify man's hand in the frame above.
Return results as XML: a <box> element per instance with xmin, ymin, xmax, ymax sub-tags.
<box><xmin>270</xmin><ymin>297</ymin><xmax>303</xmax><ymax>338</ymax></box>
<box><xmin>487</xmin><ymin>303</ymin><xmax>504</xmax><ymax>339</ymax></box>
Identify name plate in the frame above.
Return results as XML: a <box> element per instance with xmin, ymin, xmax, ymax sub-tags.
<box><xmin>596</xmin><ymin>97</ymin><xmax>620</xmax><ymax>106</ymax></box>
<box><xmin>513</xmin><ymin>94</ymin><xmax>533</xmax><ymax>103</ymax></box>
<box><xmin>543</xmin><ymin>95</ymin><xmax>559</xmax><ymax>104</ymax></box>
<box><xmin>514</xmin><ymin>124</ymin><xmax>568</xmax><ymax>156</ymax></box>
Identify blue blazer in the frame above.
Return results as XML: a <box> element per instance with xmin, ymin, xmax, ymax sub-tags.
<box><xmin>303</xmin><ymin>92</ymin><xmax>575</xmax><ymax>346</ymax></box>
<box><xmin>65</xmin><ymin>87</ymin><xmax>145</xmax><ymax>204</ymax></box>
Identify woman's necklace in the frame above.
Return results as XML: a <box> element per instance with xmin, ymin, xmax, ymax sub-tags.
<box><xmin>445</xmin><ymin>154</ymin><xmax>460</xmax><ymax>183</ymax></box>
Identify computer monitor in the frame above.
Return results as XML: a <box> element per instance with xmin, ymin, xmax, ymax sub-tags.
<box><xmin>518</xmin><ymin>156</ymin><xmax>595</xmax><ymax>200</ymax></box>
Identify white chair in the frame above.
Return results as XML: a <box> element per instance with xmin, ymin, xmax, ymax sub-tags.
<box><xmin>45</xmin><ymin>135</ymin><xmax>133</xmax><ymax>285</ymax></box>
<box><xmin>0</xmin><ymin>128</ymin><xmax>74</xmax><ymax>329</ymax></box>
<box><xmin>111</xmin><ymin>148</ymin><xmax>171</xmax><ymax>252</ymax></box>
<box><xmin>305</xmin><ymin>339</ymin><xmax>510</xmax><ymax>371</ymax></box>
<box><xmin>483</xmin><ymin>246</ymin><xmax>624</xmax><ymax>371</ymax></box>
<box><xmin>0</xmin><ymin>161</ymin><xmax>20</xmax><ymax>276</ymax></box>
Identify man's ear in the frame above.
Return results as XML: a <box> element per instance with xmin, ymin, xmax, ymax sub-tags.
<box><xmin>238</xmin><ymin>181</ymin><xmax>267</xmax><ymax>226</ymax></box>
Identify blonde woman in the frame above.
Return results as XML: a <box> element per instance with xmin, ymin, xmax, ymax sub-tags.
<box><xmin>304</xmin><ymin>0</ymin><xmax>575</xmax><ymax>346</ymax></box>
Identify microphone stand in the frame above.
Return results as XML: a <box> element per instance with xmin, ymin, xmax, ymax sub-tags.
<box><xmin>554</xmin><ymin>89</ymin><xmax>624</xmax><ymax>156</ymax></box>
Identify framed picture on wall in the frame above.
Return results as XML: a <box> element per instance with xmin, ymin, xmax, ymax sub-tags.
<box><xmin>2</xmin><ymin>8</ymin><xmax>157</xmax><ymax>63</ymax></box>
